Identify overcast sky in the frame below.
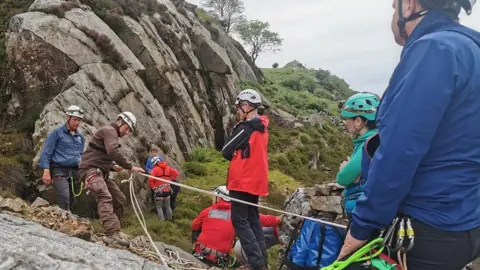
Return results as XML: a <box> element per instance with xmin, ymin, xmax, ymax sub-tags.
<box><xmin>188</xmin><ymin>0</ymin><xmax>480</xmax><ymax>95</ymax></box>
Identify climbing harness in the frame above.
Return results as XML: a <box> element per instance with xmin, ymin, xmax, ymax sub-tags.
<box><xmin>134</xmin><ymin>172</ymin><xmax>348</xmax><ymax>229</ymax></box>
<box><xmin>193</xmin><ymin>242</ymin><xmax>235</xmax><ymax>268</ymax></box>
<box><xmin>321</xmin><ymin>238</ymin><xmax>386</xmax><ymax>270</ymax></box>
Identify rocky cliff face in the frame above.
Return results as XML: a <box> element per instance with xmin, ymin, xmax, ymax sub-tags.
<box><xmin>2</xmin><ymin>0</ymin><xmax>262</xmax><ymax>203</ymax></box>
<box><xmin>5</xmin><ymin>0</ymin><xmax>261</xmax><ymax>166</ymax></box>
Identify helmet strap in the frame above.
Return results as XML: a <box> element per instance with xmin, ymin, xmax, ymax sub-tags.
<box><xmin>238</xmin><ymin>102</ymin><xmax>258</xmax><ymax>121</ymax></box>
<box><xmin>397</xmin><ymin>0</ymin><xmax>429</xmax><ymax>39</ymax></box>
<box><xmin>66</xmin><ymin>116</ymin><xmax>75</xmax><ymax>133</ymax></box>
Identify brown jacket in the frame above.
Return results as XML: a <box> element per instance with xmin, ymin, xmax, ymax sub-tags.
<box><xmin>79</xmin><ymin>124</ymin><xmax>133</xmax><ymax>175</ymax></box>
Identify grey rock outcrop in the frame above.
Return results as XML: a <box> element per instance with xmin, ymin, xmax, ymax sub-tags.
<box><xmin>277</xmin><ymin>182</ymin><xmax>347</xmax><ymax>267</ymax></box>
<box><xmin>0</xmin><ymin>213</ymin><xmax>168</xmax><ymax>269</ymax></box>
<box><xmin>3</xmin><ymin>0</ymin><xmax>263</xmax><ymax>207</ymax></box>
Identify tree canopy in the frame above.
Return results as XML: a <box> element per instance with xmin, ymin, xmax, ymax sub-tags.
<box><xmin>235</xmin><ymin>20</ymin><xmax>283</xmax><ymax>64</ymax></box>
<box><xmin>200</xmin><ymin>0</ymin><xmax>245</xmax><ymax>33</ymax></box>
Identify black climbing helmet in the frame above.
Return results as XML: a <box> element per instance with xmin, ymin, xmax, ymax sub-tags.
<box><xmin>396</xmin><ymin>0</ymin><xmax>476</xmax><ymax>38</ymax></box>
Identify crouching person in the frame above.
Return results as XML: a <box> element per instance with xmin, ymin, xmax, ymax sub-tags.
<box><xmin>191</xmin><ymin>186</ymin><xmax>282</xmax><ymax>268</ymax></box>
<box><xmin>148</xmin><ymin>156</ymin><xmax>178</xmax><ymax>221</ymax></box>
<box><xmin>79</xmin><ymin>112</ymin><xmax>145</xmax><ymax>247</ymax></box>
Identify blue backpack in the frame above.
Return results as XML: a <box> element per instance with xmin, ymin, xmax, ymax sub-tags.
<box><xmin>282</xmin><ymin>218</ymin><xmax>346</xmax><ymax>269</ymax></box>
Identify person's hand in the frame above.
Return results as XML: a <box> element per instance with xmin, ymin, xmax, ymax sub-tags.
<box><xmin>278</xmin><ymin>214</ymin><xmax>285</xmax><ymax>224</ymax></box>
<box><xmin>42</xmin><ymin>169</ymin><xmax>52</xmax><ymax>185</ymax></box>
<box><xmin>337</xmin><ymin>230</ymin><xmax>368</xmax><ymax>260</ymax></box>
<box><xmin>112</xmin><ymin>165</ymin><xmax>123</xmax><ymax>172</ymax></box>
<box><xmin>129</xmin><ymin>166</ymin><xmax>145</xmax><ymax>174</ymax></box>
<box><xmin>339</xmin><ymin>156</ymin><xmax>351</xmax><ymax>170</ymax></box>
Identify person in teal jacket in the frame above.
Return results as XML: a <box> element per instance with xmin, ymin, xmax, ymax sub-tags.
<box><xmin>336</xmin><ymin>92</ymin><xmax>380</xmax><ymax>216</ymax></box>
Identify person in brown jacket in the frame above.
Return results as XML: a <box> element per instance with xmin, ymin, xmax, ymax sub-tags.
<box><xmin>79</xmin><ymin>111</ymin><xmax>145</xmax><ymax>247</ymax></box>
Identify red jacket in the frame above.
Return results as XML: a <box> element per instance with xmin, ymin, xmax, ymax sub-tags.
<box><xmin>148</xmin><ymin>162</ymin><xmax>179</xmax><ymax>189</ymax></box>
<box><xmin>191</xmin><ymin>200</ymin><xmax>280</xmax><ymax>254</ymax></box>
<box><xmin>222</xmin><ymin>115</ymin><xmax>269</xmax><ymax>196</ymax></box>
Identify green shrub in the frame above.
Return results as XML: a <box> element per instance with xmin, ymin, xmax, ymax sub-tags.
<box><xmin>80</xmin><ymin>27</ymin><xmax>127</xmax><ymax>70</ymax></box>
<box><xmin>182</xmin><ymin>162</ymin><xmax>207</xmax><ymax>176</ymax></box>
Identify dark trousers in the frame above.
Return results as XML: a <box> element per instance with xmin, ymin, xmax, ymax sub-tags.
<box><xmin>230</xmin><ymin>190</ymin><xmax>267</xmax><ymax>270</ymax></box>
<box><xmin>405</xmin><ymin>219</ymin><xmax>480</xmax><ymax>270</ymax></box>
<box><xmin>170</xmin><ymin>184</ymin><xmax>180</xmax><ymax>211</ymax></box>
<box><xmin>346</xmin><ymin>219</ymin><xmax>480</xmax><ymax>270</ymax></box>
<box><xmin>51</xmin><ymin>167</ymin><xmax>80</xmax><ymax>212</ymax></box>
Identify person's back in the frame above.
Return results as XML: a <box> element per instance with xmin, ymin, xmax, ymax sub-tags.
<box><xmin>192</xmin><ymin>200</ymin><xmax>235</xmax><ymax>254</ymax></box>
<box><xmin>343</xmin><ymin>3</ymin><xmax>480</xmax><ymax>269</ymax></box>
<box><xmin>385</xmin><ymin>21</ymin><xmax>480</xmax><ymax>230</ymax></box>
<box><xmin>79</xmin><ymin>124</ymin><xmax>132</xmax><ymax>175</ymax></box>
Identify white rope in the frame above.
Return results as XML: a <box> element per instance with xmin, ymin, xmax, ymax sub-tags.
<box><xmin>135</xmin><ymin>172</ymin><xmax>347</xmax><ymax>229</ymax></box>
<box><xmin>127</xmin><ymin>174</ymin><xmax>169</xmax><ymax>266</ymax></box>
<box><xmin>126</xmin><ymin>175</ymin><xmax>207</xmax><ymax>269</ymax></box>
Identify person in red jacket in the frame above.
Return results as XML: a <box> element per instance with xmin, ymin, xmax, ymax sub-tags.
<box><xmin>191</xmin><ymin>186</ymin><xmax>282</xmax><ymax>268</ymax></box>
<box><xmin>148</xmin><ymin>157</ymin><xmax>179</xmax><ymax>221</ymax></box>
<box><xmin>221</xmin><ymin>89</ymin><xmax>270</xmax><ymax>270</ymax></box>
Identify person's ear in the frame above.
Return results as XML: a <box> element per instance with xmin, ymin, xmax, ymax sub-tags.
<box><xmin>402</xmin><ymin>0</ymin><xmax>418</xmax><ymax>18</ymax></box>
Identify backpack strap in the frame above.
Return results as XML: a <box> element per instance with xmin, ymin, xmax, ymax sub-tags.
<box><xmin>315</xmin><ymin>224</ymin><xmax>327</xmax><ymax>266</ymax></box>
<box><xmin>365</xmin><ymin>132</ymin><xmax>380</xmax><ymax>159</ymax></box>
<box><xmin>279</xmin><ymin>219</ymin><xmax>304</xmax><ymax>269</ymax></box>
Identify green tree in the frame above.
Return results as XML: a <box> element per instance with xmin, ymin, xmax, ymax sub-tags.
<box><xmin>236</xmin><ymin>20</ymin><xmax>283</xmax><ymax>64</ymax></box>
<box><xmin>272</xmin><ymin>62</ymin><xmax>279</xmax><ymax>68</ymax></box>
<box><xmin>200</xmin><ymin>0</ymin><xmax>245</xmax><ymax>33</ymax></box>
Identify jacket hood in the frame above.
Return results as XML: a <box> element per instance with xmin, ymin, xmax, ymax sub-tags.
<box><xmin>212</xmin><ymin>200</ymin><xmax>231</xmax><ymax>210</ymax></box>
<box><xmin>245</xmin><ymin>115</ymin><xmax>269</xmax><ymax>133</ymax></box>
<box><xmin>353</xmin><ymin>129</ymin><xmax>378</xmax><ymax>147</ymax></box>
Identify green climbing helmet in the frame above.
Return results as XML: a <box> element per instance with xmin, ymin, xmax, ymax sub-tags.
<box><xmin>341</xmin><ymin>92</ymin><xmax>380</xmax><ymax>121</ymax></box>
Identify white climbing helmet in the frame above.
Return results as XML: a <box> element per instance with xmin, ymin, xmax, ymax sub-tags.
<box><xmin>117</xmin><ymin>111</ymin><xmax>137</xmax><ymax>131</ymax></box>
<box><xmin>235</xmin><ymin>89</ymin><xmax>262</xmax><ymax>106</ymax></box>
<box><xmin>65</xmin><ymin>105</ymin><xmax>84</xmax><ymax>119</ymax></box>
<box><xmin>213</xmin><ymin>185</ymin><xmax>230</xmax><ymax>202</ymax></box>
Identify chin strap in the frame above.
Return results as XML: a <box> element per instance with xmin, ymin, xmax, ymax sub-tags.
<box><xmin>397</xmin><ymin>0</ymin><xmax>429</xmax><ymax>39</ymax></box>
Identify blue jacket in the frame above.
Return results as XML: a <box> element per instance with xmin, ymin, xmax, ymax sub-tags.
<box><xmin>39</xmin><ymin>124</ymin><xmax>85</xmax><ymax>169</ymax></box>
<box><xmin>351</xmin><ymin>10</ymin><xmax>480</xmax><ymax>240</ymax></box>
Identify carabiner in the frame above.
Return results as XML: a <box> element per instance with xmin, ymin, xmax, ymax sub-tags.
<box><xmin>404</xmin><ymin>217</ymin><xmax>415</xmax><ymax>252</ymax></box>
<box><xmin>382</xmin><ymin>217</ymin><xmax>399</xmax><ymax>248</ymax></box>
<box><xmin>394</xmin><ymin>218</ymin><xmax>406</xmax><ymax>252</ymax></box>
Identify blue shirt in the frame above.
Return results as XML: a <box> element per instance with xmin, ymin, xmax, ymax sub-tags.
<box><xmin>351</xmin><ymin>10</ymin><xmax>480</xmax><ymax>240</ymax></box>
<box><xmin>39</xmin><ymin>124</ymin><xmax>85</xmax><ymax>169</ymax></box>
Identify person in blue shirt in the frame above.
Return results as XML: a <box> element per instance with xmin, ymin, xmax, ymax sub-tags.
<box><xmin>39</xmin><ymin>105</ymin><xmax>85</xmax><ymax>212</ymax></box>
<box><xmin>145</xmin><ymin>147</ymin><xmax>163</xmax><ymax>174</ymax></box>
<box><xmin>338</xmin><ymin>1</ymin><xmax>480</xmax><ymax>269</ymax></box>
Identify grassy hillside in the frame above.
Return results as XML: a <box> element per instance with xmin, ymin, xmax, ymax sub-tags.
<box><xmin>242</xmin><ymin>66</ymin><xmax>355</xmax><ymax>117</ymax></box>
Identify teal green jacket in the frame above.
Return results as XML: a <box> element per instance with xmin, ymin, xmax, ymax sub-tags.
<box><xmin>336</xmin><ymin>129</ymin><xmax>377</xmax><ymax>214</ymax></box>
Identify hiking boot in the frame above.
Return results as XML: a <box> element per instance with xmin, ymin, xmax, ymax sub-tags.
<box><xmin>102</xmin><ymin>233</ymin><xmax>130</xmax><ymax>248</ymax></box>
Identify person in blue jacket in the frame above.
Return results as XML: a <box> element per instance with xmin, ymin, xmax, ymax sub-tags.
<box><xmin>145</xmin><ymin>147</ymin><xmax>163</xmax><ymax>174</ymax></box>
<box><xmin>338</xmin><ymin>1</ymin><xmax>480</xmax><ymax>269</ymax></box>
<box><xmin>39</xmin><ymin>105</ymin><xmax>85</xmax><ymax>212</ymax></box>
<box><xmin>336</xmin><ymin>92</ymin><xmax>379</xmax><ymax>217</ymax></box>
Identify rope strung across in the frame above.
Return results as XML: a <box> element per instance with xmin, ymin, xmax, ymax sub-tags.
<box><xmin>134</xmin><ymin>172</ymin><xmax>348</xmax><ymax>229</ymax></box>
